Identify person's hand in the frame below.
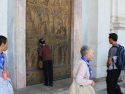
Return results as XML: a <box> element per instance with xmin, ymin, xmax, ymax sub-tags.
<box><xmin>38</xmin><ymin>61</ymin><xmax>43</xmax><ymax>68</ymax></box>
<box><xmin>11</xmin><ymin>83</ymin><xmax>15</xmax><ymax>89</ymax></box>
<box><xmin>91</xmin><ymin>80</ymin><xmax>95</xmax><ymax>87</ymax></box>
<box><xmin>106</xmin><ymin>69</ymin><xmax>108</xmax><ymax>72</ymax></box>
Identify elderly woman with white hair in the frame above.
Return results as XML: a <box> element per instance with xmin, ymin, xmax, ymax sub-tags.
<box><xmin>68</xmin><ymin>44</ymin><xmax>96</xmax><ymax>94</ymax></box>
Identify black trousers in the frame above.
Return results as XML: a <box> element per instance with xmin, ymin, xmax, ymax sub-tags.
<box><xmin>43</xmin><ymin>60</ymin><xmax>53</xmax><ymax>85</ymax></box>
<box><xmin>106</xmin><ymin>69</ymin><xmax>123</xmax><ymax>94</ymax></box>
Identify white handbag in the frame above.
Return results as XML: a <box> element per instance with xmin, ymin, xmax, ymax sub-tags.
<box><xmin>68</xmin><ymin>63</ymin><xmax>95</xmax><ymax>94</ymax></box>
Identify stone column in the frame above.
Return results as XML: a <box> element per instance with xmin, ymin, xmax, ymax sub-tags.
<box><xmin>95</xmin><ymin>0</ymin><xmax>110</xmax><ymax>78</ymax></box>
<box><xmin>15</xmin><ymin>0</ymin><xmax>26</xmax><ymax>89</ymax></box>
<box><xmin>82</xmin><ymin>0</ymin><xmax>110</xmax><ymax>78</ymax></box>
<box><xmin>71</xmin><ymin>0</ymin><xmax>83</xmax><ymax>76</ymax></box>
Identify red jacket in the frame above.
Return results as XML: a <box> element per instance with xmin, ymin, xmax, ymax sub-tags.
<box><xmin>39</xmin><ymin>45</ymin><xmax>52</xmax><ymax>61</ymax></box>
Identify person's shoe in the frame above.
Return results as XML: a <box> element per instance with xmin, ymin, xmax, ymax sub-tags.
<box><xmin>44</xmin><ymin>84</ymin><xmax>48</xmax><ymax>86</ymax></box>
<box><xmin>49</xmin><ymin>84</ymin><xmax>53</xmax><ymax>87</ymax></box>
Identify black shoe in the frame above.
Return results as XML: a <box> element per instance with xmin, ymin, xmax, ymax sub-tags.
<box><xmin>44</xmin><ymin>84</ymin><xmax>48</xmax><ymax>86</ymax></box>
<box><xmin>49</xmin><ymin>84</ymin><xmax>53</xmax><ymax>87</ymax></box>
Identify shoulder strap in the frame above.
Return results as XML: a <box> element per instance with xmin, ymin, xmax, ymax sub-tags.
<box><xmin>112</xmin><ymin>58</ymin><xmax>115</xmax><ymax>70</ymax></box>
<box><xmin>112</xmin><ymin>44</ymin><xmax>120</xmax><ymax>48</ymax></box>
<box><xmin>76</xmin><ymin>62</ymin><xmax>87</xmax><ymax>77</ymax></box>
<box><xmin>76</xmin><ymin>63</ymin><xmax>82</xmax><ymax>76</ymax></box>
<box><xmin>111</xmin><ymin>45</ymin><xmax>119</xmax><ymax>70</ymax></box>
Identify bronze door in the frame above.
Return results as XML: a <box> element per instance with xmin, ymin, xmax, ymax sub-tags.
<box><xmin>26</xmin><ymin>0</ymin><xmax>71</xmax><ymax>85</ymax></box>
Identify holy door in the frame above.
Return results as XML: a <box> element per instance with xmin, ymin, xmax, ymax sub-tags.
<box><xmin>26</xmin><ymin>0</ymin><xmax>71</xmax><ymax>85</ymax></box>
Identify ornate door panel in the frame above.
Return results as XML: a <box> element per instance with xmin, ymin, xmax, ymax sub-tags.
<box><xmin>26</xmin><ymin>0</ymin><xmax>71</xmax><ymax>85</ymax></box>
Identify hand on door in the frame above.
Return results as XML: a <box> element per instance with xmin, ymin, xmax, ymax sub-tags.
<box><xmin>38</xmin><ymin>61</ymin><xmax>43</xmax><ymax>68</ymax></box>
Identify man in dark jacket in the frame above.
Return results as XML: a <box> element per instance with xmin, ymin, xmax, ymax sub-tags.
<box><xmin>39</xmin><ymin>38</ymin><xmax>53</xmax><ymax>86</ymax></box>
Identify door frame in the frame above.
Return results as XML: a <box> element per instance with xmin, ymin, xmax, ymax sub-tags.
<box><xmin>14</xmin><ymin>0</ymin><xmax>83</xmax><ymax>89</ymax></box>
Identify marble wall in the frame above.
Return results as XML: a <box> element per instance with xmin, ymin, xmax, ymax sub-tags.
<box><xmin>86</xmin><ymin>0</ymin><xmax>98</xmax><ymax>78</ymax></box>
<box><xmin>7</xmin><ymin>0</ymin><xmax>15</xmax><ymax>88</ymax></box>
<box><xmin>82</xmin><ymin>0</ymin><xmax>110</xmax><ymax>78</ymax></box>
<box><xmin>110</xmin><ymin>0</ymin><xmax>125</xmax><ymax>49</ymax></box>
<box><xmin>82</xmin><ymin>0</ymin><xmax>98</xmax><ymax>78</ymax></box>
<box><xmin>111</xmin><ymin>0</ymin><xmax>125</xmax><ymax>30</ymax></box>
<box><xmin>82</xmin><ymin>0</ymin><xmax>88</xmax><ymax>45</ymax></box>
<box><xmin>0</xmin><ymin>0</ymin><xmax>16</xmax><ymax>88</ymax></box>
<box><xmin>96</xmin><ymin>0</ymin><xmax>110</xmax><ymax>78</ymax></box>
<box><xmin>110</xmin><ymin>0</ymin><xmax>125</xmax><ymax>80</ymax></box>
<box><xmin>118</xmin><ymin>30</ymin><xmax>125</xmax><ymax>46</ymax></box>
<box><xmin>0</xmin><ymin>0</ymin><xmax>7</xmax><ymax>37</ymax></box>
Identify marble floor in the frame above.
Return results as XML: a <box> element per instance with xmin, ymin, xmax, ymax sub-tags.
<box><xmin>95</xmin><ymin>81</ymin><xmax>125</xmax><ymax>94</ymax></box>
<box><xmin>14</xmin><ymin>78</ymin><xmax>125</xmax><ymax>94</ymax></box>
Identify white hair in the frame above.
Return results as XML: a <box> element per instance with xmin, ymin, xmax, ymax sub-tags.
<box><xmin>80</xmin><ymin>44</ymin><xmax>94</xmax><ymax>56</ymax></box>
